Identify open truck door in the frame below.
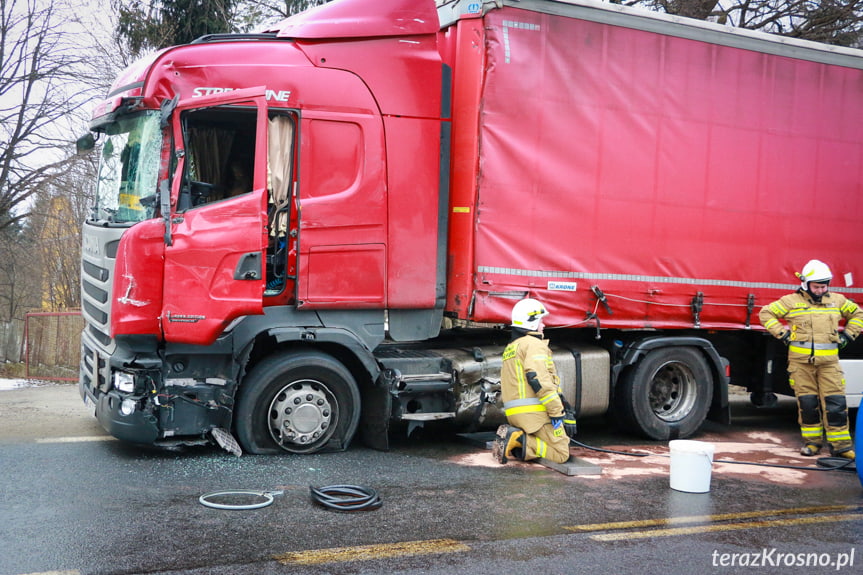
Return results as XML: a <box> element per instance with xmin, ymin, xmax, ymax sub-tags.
<box><xmin>162</xmin><ymin>88</ymin><xmax>269</xmax><ymax>345</ymax></box>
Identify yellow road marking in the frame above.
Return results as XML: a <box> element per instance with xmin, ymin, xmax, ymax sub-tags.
<box><xmin>590</xmin><ymin>513</ymin><xmax>862</xmax><ymax>542</ymax></box>
<box><xmin>565</xmin><ymin>504</ymin><xmax>859</xmax><ymax>533</ymax></box>
<box><xmin>273</xmin><ymin>538</ymin><xmax>470</xmax><ymax>566</ymax></box>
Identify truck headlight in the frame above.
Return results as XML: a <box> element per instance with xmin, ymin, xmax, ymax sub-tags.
<box><xmin>113</xmin><ymin>372</ymin><xmax>135</xmax><ymax>393</ymax></box>
<box><xmin>120</xmin><ymin>398</ymin><xmax>137</xmax><ymax>416</ymax></box>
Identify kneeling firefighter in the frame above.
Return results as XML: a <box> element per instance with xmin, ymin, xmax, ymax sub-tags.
<box><xmin>759</xmin><ymin>259</ymin><xmax>863</xmax><ymax>461</ymax></box>
<box><xmin>493</xmin><ymin>298</ymin><xmax>577</xmax><ymax>464</ymax></box>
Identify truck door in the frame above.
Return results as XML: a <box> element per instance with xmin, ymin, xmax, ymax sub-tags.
<box><xmin>162</xmin><ymin>89</ymin><xmax>269</xmax><ymax>345</ymax></box>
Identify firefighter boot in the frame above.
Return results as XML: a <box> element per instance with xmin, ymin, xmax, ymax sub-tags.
<box><xmin>492</xmin><ymin>425</ymin><xmax>524</xmax><ymax>464</ymax></box>
<box><xmin>800</xmin><ymin>442</ymin><xmax>822</xmax><ymax>456</ymax></box>
<box><xmin>836</xmin><ymin>450</ymin><xmax>856</xmax><ymax>461</ymax></box>
<box><xmin>831</xmin><ymin>445</ymin><xmax>855</xmax><ymax>461</ymax></box>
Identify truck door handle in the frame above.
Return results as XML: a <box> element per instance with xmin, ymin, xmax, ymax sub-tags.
<box><xmin>234</xmin><ymin>252</ymin><xmax>262</xmax><ymax>280</ymax></box>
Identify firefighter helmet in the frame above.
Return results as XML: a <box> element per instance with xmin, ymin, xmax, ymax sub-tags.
<box><xmin>511</xmin><ymin>298</ymin><xmax>549</xmax><ymax>331</ymax></box>
<box><xmin>798</xmin><ymin>259</ymin><xmax>833</xmax><ymax>290</ymax></box>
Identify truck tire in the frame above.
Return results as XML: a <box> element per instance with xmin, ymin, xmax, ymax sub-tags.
<box><xmin>234</xmin><ymin>350</ymin><xmax>360</xmax><ymax>454</ymax></box>
<box><xmin>615</xmin><ymin>347</ymin><xmax>713</xmax><ymax>440</ymax></box>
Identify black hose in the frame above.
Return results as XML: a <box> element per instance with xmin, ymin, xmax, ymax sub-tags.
<box><xmin>815</xmin><ymin>456</ymin><xmax>857</xmax><ymax>472</ymax></box>
<box><xmin>570</xmin><ymin>438</ymin><xmax>857</xmax><ymax>472</ymax></box>
<box><xmin>310</xmin><ymin>484</ymin><xmax>382</xmax><ymax>512</ymax></box>
<box><xmin>712</xmin><ymin>457</ymin><xmax>855</xmax><ymax>472</ymax></box>
<box><xmin>570</xmin><ymin>438</ymin><xmax>653</xmax><ymax>457</ymax></box>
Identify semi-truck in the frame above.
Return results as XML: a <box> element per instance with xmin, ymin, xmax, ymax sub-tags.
<box><xmin>78</xmin><ymin>0</ymin><xmax>863</xmax><ymax>455</ymax></box>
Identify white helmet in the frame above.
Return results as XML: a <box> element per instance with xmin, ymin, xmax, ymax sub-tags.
<box><xmin>511</xmin><ymin>298</ymin><xmax>549</xmax><ymax>331</ymax></box>
<box><xmin>798</xmin><ymin>259</ymin><xmax>833</xmax><ymax>290</ymax></box>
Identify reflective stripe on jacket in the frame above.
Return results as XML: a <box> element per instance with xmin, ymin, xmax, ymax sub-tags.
<box><xmin>501</xmin><ymin>332</ymin><xmax>564</xmax><ymax>434</ymax></box>
<box><xmin>503</xmin><ymin>397</ymin><xmax>545</xmax><ymax>417</ymax></box>
<box><xmin>759</xmin><ymin>290</ymin><xmax>863</xmax><ymax>362</ymax></box>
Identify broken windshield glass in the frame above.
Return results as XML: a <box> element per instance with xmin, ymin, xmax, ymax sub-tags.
<box><xmin>92</xmin><ymin>111</ymin><xmax>162</xmax><ymax>223</ymax></box>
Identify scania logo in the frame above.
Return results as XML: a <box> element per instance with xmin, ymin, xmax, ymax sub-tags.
<box><xmin>83</xmin><ymin>235</ymin><xmax>101</xmax><ymax>256</ymax></box>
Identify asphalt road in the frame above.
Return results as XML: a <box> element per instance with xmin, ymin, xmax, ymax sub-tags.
<box><xmin>0</xmin><ymin>383</ymin><xmax>861</xmax><ymax>575</ymax></box>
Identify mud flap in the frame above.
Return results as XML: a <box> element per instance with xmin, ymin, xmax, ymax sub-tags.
<box><xmin>707</xmin><ymin>399</ymin><xmax>731</xmax><ymax>425</ymax></box>
<box><xmin>708</xmin><ymin>356</ymin><xmax>731</xmax><ymax>424</ymax></box>
<box><xmin>359</xmin><ymin>381</ymin><xmax>391</xmax><ymax>451</ymax></box>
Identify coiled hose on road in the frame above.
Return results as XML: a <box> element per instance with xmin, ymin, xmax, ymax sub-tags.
<box><xmin>310</xmin><ymin>484</ymin><xmax>383</xmax><ymax>512</ymax></box>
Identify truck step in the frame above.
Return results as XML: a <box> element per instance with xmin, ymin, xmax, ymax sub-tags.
<box><xmin>400</xmin><ymin>412</ymin><xmax>455</xmax><ymax>421</ymax></box>
<box><xmin>537</xmin><ymin>456</ymin><xmax>602</xmax><ymax>476</ymax></box>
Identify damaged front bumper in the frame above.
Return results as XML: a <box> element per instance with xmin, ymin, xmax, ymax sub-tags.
<box><xmin>79</xmin><ymin>329</ymin><xmax>233</xmax><ymax>447</ymax></box>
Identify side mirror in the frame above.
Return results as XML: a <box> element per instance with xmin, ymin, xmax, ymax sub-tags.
<box><xmin>76</xmin><ymin>133</ymin><xmax>96</xmax><ymax>154</ymax></box>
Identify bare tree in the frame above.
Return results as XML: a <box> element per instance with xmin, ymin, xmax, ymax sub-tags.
<box><xmin>0</xmin><ymin>225</ymin><xmax>40</xmax><ymax>321</ymax></box>
<box><xmin>617</xmin><ymin>0</ymin><xmax>863</xmax><ymax>46</ymax></box>
<box><xmin>0</xmin><ymin>0</ymin><xmax>95</xmax><ymax>231</ymax></box>
<box><xmin>27</xmin><ymin>155</ymin><xmax>96</xmax><ymax>312</ymax></box>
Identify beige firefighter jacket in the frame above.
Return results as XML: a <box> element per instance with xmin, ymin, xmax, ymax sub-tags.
<box><xmin>759</xmin><ymin>289</ymin><xmax>863</xmax><ymax>363</ymax></box>
<box><xmin>500</xmin><ymin>331</ymin><xmax>565</xmax><ymax>434</ymax></box>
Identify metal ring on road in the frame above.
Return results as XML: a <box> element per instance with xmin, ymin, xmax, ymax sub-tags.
<box><xmin>199</xmin><ymin>489</ymin><xmax>278</xmax><ymax>510</ymax></box>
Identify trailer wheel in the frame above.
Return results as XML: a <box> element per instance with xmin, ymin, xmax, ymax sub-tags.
<box><xmin>234</xmin><ymin>350</ymin><xmax>360</xmax><ymax>455</ymax></box>
<box><xmin>615</xmin><ymin>347</ymin><xmax>713</xmax><ymax>440</ymax></box>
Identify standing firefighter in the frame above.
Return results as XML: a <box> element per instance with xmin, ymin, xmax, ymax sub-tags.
<box><xmin>493</xmin><ymin>299</ymin><xmax>577</xmax><ymax>464</ymax></box>
<box><xmin>759</xmin><ymin>259</ymin><xmax>863</xmax><ymax>461</ymax></box>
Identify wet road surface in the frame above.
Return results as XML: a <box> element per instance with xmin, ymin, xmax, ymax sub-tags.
<box><xmin>0</xmin><ymin>384</ymin><xmax>860</xmax><ymax>575</ymax></box>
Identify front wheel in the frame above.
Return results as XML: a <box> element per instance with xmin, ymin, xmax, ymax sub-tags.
<box><xmin>614</xmin><ymin>347</ymin><xmax>713</xmax><ymax>440</ymax></box>
<box><xmin>234</xmin><ymin>350</ymin><xmax>360</xmax><ymax>454</ymax></box>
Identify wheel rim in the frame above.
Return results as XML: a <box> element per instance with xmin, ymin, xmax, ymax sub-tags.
<box><xmin>268</xmin><ymin>379</ymin><xmax>338</xmax><ymax>453</ymax></box>
<box><xmin>648</xmin><ymin>360</ymin><xmax>698</xmax><ymax>422</ymax></box>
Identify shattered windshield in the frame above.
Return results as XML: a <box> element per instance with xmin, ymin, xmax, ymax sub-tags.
<box><xmin>92</xmin><ymin>111</ymin><xmax>162</xmax><ymax>223</ymax></box>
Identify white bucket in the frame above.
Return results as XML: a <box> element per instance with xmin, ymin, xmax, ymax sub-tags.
<box><xmin>669</xmin><ymin>439</ymin><xmax>715</xmax><ymax>493</ymax></box>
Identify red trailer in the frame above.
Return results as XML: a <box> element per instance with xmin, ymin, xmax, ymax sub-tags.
<box><xmin>78</xmin><ymin>0</ymin><xmax>863</xmax><ymax>454</ymax></box>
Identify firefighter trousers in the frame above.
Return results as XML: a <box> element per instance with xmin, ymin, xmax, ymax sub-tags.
<box><xmin>521</xmin><ymin>421</ymin><xmax>571</xmax><ymax>464</ymax></box>
<box><xmin>788</xmin><ymin>359</ymin><xmax>853</xmax><ymax>454</ymax></box>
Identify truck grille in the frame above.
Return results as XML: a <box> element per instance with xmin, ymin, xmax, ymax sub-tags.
<box><xmin>80</xmin><ymin>338</ymin><xmax>108</xmax><ymax>392</ymax></box>
<box><xmin>80</xmin><ymin>226</ymin><xmax>122</xmax><ymax>352</ymax></box>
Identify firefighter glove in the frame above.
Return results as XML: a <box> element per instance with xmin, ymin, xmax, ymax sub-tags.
<box><xmin>780</xmin><ymin>331</ymin><xmax>791</xmax><ymax>346</ymax></box>
<box><xmin>839</xmin><ymin>332</ymin><xmax>852</xmax><ymax>350</ymax></box>
<box><xmin>563</xmin><ymin>409</ymin><xmax>578</xmax><ymax>437</ymax></box>
<box><xmin>551</xmin><ymin>417</ymin><xmax>565</xmax><ymax>438</ymax></box>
